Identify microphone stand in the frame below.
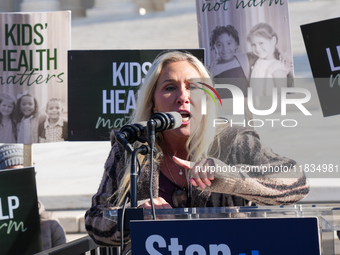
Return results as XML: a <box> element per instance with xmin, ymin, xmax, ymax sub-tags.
<box><xmin>130</xmin><ymin>145</ymin><xmax>149</xmax><ymax>208</ymax></box>
<box><xmin>117</xmin><ymin>118</ymin><xmax>157</xmax><ymax>238</ymax></box>
<box><xmin>115</xmin><ymin>112</ymin><xmax>181</xmax><ymax>253</ymax></box>
<box><xmin>117</xmin><ymin>142</ymin><xmax>149</xmax><ymax>235</ymax></box>
<box><xmin>117</xmin><ymin>143</ymin><xmax>148</xmax><ymax>254</ymax></box>
<box><xmin>117</xmin><ymin>112</ymin><xmax>179</xmax><ymax>230</ymax></box>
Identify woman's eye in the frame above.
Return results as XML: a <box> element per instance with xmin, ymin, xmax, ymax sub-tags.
<box><xmin>165</xmin><ymin>86</ymin><xmax>175</xmax><ymax>91</ymax></box>
<box><xmin>189</xmin><ymin>84</ymin><xmax>199</xmax><ymax>90</ymax></box>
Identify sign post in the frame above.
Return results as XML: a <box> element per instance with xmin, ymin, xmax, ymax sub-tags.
<box><xmin>23</xmin><ymin>144</ymin><xmax>33</xmax><ymax>167</ymax></box>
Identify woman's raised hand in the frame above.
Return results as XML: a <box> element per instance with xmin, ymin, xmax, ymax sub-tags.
<box><xmin>173</xmin><ymin>156</ymin><xmax>215</xmax><ymax>189</ymax></box>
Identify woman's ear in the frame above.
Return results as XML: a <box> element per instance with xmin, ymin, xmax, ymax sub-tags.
<box><xmin>152</xmin><ymin>101</ymin><xmax>157</xmax><ymax>113</ymax></box>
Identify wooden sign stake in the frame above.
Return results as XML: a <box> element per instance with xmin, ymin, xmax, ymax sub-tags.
<box><xmin>24</xmin><ymin>144</ymin><xmax>33</xmax><ymax>167</ymax></box>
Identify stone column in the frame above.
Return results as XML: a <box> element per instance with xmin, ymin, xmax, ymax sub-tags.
<box><xmin>86</xmin><ymin>0</ymin><xmax>137</xmax><ymax>17</ymax></box>
<box><xmin>20</xmin><ymin>0</ymin><xmax>60</xmax><ymax>12</ymax></box>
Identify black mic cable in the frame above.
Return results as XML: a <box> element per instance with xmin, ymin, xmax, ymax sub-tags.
<box><xmin>147</xmin><ymin>120</ymin><xmax>157</xmax><ymax>220</ymax></box>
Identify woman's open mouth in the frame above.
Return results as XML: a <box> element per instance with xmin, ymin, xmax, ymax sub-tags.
<box><xmin>179</xmin><ymin>111</ymin><xmax>191</xmax><ymax>124</ymax></box>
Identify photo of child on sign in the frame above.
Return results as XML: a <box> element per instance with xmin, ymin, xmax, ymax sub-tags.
<box><xmin>196</xmin><ymin>0</ymin><xmax>294</xmax><ymax>98</ymax></box>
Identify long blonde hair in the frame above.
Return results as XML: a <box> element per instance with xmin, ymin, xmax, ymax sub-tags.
<box><xmin>113</xmin><ymin>51</ymin><xmax>219</xmax><ymax>205</ymax></box>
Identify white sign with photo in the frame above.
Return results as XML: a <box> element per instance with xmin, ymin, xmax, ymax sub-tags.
<box><xmin>0</xmin><ymin>11</ymin><xmax>70</xmax><ymax>144</ymax></box>
<box><xmin>196</xmin><ymin>0</ymin><xmax>294</xmax><ymax>98</ymax></box>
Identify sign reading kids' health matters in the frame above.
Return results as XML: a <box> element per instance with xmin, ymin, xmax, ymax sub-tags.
<box><xmin>196</xmin><ymin>0</ymin><xmax>294</xmax><ymax>98</ymax></box>
<box><xmin>0</xmin><ymin>11</ymin><xmax>70</xmax><ymax>144</ymax></box>
<box><xmin>68</xmin><ymin>50</ymin><xmax>205</xmax><ymax>141</ymax></box>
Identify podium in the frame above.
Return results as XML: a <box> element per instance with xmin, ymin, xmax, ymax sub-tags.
<box><xmin>104</xmin><ymin>204</ymin><xmax>340</xmax><ymax>255</ymax></box>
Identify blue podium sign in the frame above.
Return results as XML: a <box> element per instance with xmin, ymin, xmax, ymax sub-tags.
<box><xmin>130</xmin><ymin>217</ymin><xmax>320</xmax><ymax>255</ymax></box>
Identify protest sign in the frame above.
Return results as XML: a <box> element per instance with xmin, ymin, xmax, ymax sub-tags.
<box><xmin>131</xmin><ymin>217</ymin><xmax>320</xmax><ymax>255</ymax></box>
<box><xmin>68</xmin><ymin>49</ymin><xmax>205</xmax><ymax>141</ymax></box>
<box><xmin>0</xmin><ymin>11</ymin><xmax>70</xmax><ymax>143</ymax></box>
<box><xmin>0</xmin><ymin>167</ymin><xmax>42</xmax><ymax>254</ymax></box>
<box><xmin>301</xmin><ymin>17</ymin><xmax>340</xmax><ymax>117</ymax></box>
<box><xmin>196</xmin><ymin>0</ymin><xmax>294</xmax><ymax>98</ymax></box>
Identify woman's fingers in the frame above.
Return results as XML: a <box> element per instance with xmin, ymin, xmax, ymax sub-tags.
<box><xmin>173</xmin><ymin>156</ymin><xmax>215</xmax><ymax>189</ymax></box>
<box><xmin>173</xmin><ymin>156</ymin><xmax>191</xmax><ymax>169</ymax></box>
<box><xmin>190</xmin><ymin>177</ymin><xmax>208</xmax><ymax>189</ymax></box>
<box><xmin>139</xmin><ymin>197</ymin><xmax>172</xmax><ymax>209</ymax></box>
<box><xmin>191</xmin><ymin>164</ymin><xmax>211</xmax><ymax>188</ymax></box>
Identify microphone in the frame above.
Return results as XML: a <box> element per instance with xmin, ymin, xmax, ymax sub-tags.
<box><xmin>116</xmin><ymin>122</ymin><xmax>147</xmax><ymax>153</ymax></box>
<box><xmin>150</xmin><ymin>111</ymin><xmax>182</xmax><ymax>132</ymax></box>
<box><xmin>147</xmin><ymin>111</ymin><xmax>182</xmax><ymax>146</ymax></box>
<box><xmin>118</xmin><ymin>121</ymin><xmax>147</xmax><ymax>144</ymax></box>
<box><xmin>116</xmin><ymin>112</ymin><xmax>182</xmax><ymax>152</ymax></box>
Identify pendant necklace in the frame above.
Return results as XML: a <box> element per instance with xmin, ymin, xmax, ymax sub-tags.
<box><xmin>164</xmin><ymin>157</ymin><xmax>187</xmax><ymax>187</ymax></box>
<box><xmin>164</xmin><ymin>147</ymin><xmax>185</xmax><ymax>175</ymax></box>
<box><xmin>164</xmin><ymin>157</ymin><xmax>189</xmax><ymax>208</ymax></box>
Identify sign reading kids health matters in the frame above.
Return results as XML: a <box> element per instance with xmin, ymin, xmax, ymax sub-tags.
<box><xmin>196</xmin><ymin>0</ymin><xmax>294</xmax><ymax>99</ymax></box>
<box><xmin>68</xmin><ymin>50</ymin><xmax>204</xmax><ymax>141</ymax></box>
<box><xmin>0</xmin><ymin>11</ymin><xmax>70</xmax><ymax>144</ymax></box>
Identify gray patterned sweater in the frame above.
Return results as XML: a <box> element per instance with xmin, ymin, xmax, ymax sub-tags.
<box><xmin>85</xmin><ymin>125</ymin><xmax>309</xmax><ymax>247</ymax></box>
